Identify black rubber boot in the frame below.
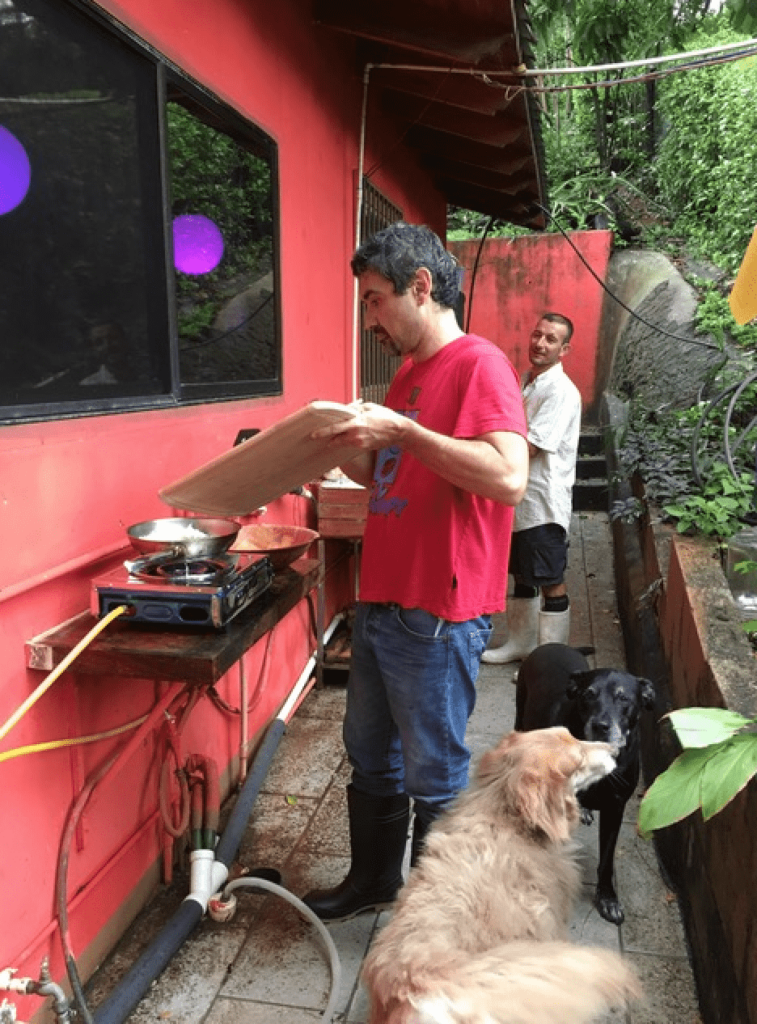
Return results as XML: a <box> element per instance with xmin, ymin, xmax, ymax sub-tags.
<box><xmin>303</xmin><ymin>785</ymin><xmax>410</xmax><ymax>921</ymax></box>
<box><xmin>410</xmin><ymin>812</ymin><xmax>431</xmax><ymax>868</ymax></box>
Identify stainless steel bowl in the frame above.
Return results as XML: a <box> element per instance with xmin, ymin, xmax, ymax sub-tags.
<box><xmin>127</xmin><ymin>517</ymin><xmax>240</xmax><ymax>559</ymax></box>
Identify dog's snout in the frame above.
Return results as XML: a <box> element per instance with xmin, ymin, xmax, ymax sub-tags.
<box><xmin>587</xmin><ymin>718</ymin><xmax>625</xmax><ymax>753</ymax></box>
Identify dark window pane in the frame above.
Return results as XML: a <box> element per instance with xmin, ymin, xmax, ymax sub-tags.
<box><xmin>0</xmin><ymin>0</ymin><xmax>169</xmax><ymax>416</ymax></box>
<box><xmin>167</xmin><ymin>98</ymin><xmax>280</xmax><ymax>396</ymax></box>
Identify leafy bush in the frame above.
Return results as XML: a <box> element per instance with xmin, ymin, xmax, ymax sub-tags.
<box><xmin>655</xmin><ymin>21</ymin><xmax>757</xmax><ymax>273</ymax></box>
<box><xmin>613</xmin><ymin>376</ymin><xmax>757</xmax><ymax>541</ymax></box>
<box><xmin>664</xmin><ymin>462</ymin><xmax>755</xmax><ymax>537</ymax></box>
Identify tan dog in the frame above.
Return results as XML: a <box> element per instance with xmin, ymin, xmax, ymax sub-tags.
<box><xmin>362</xmin><ymin>727</ymin><xmax>641</xmax><ymax>1024</ymax></box>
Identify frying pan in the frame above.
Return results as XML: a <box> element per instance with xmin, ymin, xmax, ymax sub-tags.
<box><xmin>127</xmin><ymin>517</ymin><xmax>240</xmax><ymax>559</ymax></box>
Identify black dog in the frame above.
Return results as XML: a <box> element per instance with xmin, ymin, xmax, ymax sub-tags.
<box><xmin>514</xmin><ymin>643</ymin><xmax>655</xmax><ymax>926</ymax></box>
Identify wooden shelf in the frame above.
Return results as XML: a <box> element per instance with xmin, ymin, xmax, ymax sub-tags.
<box><xmin>26</xmin><ymin>559</ymin><xmax>319</xmax><ymax>687</ymax></box>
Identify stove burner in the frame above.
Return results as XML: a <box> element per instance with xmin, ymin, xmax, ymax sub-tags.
<box><xmin>126</xmin><ymin>553</ymin><xmax>237</xmax><ymax>585</ymax></box>
<box><xmin>156</xmin><ymin>557</ymin><xmax>234</xmax><ymax>585</ymax></box>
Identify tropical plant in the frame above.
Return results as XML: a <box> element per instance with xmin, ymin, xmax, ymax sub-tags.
<box><xmin>638</xmin><ymin>707</ymin><xmax>757</xmax><ymax>836</ymax></box>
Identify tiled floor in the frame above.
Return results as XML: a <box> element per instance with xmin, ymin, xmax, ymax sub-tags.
<box><xmin>88</xmin><ymin>512</ymin><xmax>702</xmax><ymax>1024</ymax></box>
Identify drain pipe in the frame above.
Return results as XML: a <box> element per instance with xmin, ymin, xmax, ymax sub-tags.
<box><xmin>91</xmin><ymin>616</ymin><xmax>342</xmax><ymax>1024</ymax></box>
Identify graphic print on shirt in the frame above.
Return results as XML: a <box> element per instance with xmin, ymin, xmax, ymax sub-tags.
<box><xmin>368</xmin><ymin>409</ymin><xmax>419</xmax><ymax>517</ymax></box>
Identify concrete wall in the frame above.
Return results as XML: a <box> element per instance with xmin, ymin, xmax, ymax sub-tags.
<box><xmin>605</xmin><ymin>396</ymin><xmax>757</xmax><ymax>1024</ymax></box>
<box><xmin>449</xmin><ymin>231</ymin><xmax>613</xmax><ymax>422</ymax></box>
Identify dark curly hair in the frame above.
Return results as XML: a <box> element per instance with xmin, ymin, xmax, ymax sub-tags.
<box><xmin>351</xmin><ymin>222</ymin><xmax>461</xmax><ymax>309</ymax></box>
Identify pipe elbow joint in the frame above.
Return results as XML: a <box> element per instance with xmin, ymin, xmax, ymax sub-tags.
<box><xmin>184</xmin><ymin>850</ymin><xmax>229</xmax><ymax>913</ymax></box>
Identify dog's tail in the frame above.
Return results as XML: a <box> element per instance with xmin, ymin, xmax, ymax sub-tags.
<box><xmin>401</xmin><ymin>940</ymin><xmax>640</xmax><ymax>1024</ymax></box>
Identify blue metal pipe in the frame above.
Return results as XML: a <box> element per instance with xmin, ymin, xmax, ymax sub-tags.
<box><xmin>92</xmin><ymin>717</ymin><xmax>287</xmax><ymax>1024</ymax></box>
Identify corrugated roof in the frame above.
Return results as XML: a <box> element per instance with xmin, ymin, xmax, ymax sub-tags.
<box><xmin>314</xmin><ymin>0</ymin><xmax>547</xmax><ymax>229</ymax></box>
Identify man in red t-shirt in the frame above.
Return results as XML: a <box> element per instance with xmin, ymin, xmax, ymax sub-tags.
<box><xmin>303</xmin><ymin>222</ymin><xmax>528</xmax><ymax>921</ymax></box>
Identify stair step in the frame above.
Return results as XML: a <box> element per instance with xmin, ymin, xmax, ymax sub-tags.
<box><xmin>578</xmin><ymin>432</ymin><xmax>603</xmax><ymax>457</ymax></box>
<box><xmin>576</xmin><ymin>455</ymin><xmax>606</xmax><ymax>480</ymax></box>
<box><xmin>573</xmin><ymin>479</ymin><xmax>609</xmax><ymax>512</ymax></box>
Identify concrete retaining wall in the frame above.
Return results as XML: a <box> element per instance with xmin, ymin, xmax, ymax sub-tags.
<box><xmin>606</xmin><ymin>408</ymin><xmax>757</xmax><ymax>1024</ymax></box>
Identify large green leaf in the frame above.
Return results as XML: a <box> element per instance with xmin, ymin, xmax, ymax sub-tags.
<box><xmin>700</xmin><ymin>734</ymin><xmax>757</xmax><ymax>819</ymax></box>
<box><xmin>666</xmin><ymin>707</ymin><xmax>755</xmax><ymax>748</ymax></box>
<box><xmin>638</xmin><ymin>746</ymin><xmax>718</xmax><ymax>837</ymax></box>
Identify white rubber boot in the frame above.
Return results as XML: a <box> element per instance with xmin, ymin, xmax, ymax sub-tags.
<box><xmin>481</xmin><ymin>597</ymin><xmax>540</xmax><ymax>664</ymax></box>
<box><xmin>538</xmin><ymin>607</ymin><xmax>571</xmax><ymax>646</ymax></box>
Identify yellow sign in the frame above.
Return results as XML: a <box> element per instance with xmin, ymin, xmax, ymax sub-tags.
<box><xmin>729</xmin><ymin>224</ymin><xmax>757</xmax><ymax>325</ymax></box>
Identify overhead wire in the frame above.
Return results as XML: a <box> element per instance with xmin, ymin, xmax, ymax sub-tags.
<box><xmin>516</xmin><ymin>35</ymin><xmax>757</xmax><ymax>77</ymax></box>
<box><xmin>535</xmin><ymin>204</ymin><xmax>723</xmax><ymax>352</ymax></box>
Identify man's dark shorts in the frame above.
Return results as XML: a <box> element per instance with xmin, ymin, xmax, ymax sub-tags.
<box><xmin>508</xmin><ymin>523</ymin><xmax>568</xmax><ymax>587</ymax></box>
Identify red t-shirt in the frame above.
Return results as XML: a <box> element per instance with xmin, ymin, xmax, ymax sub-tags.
<box><xmin>359</xmin><ymin>334</ymin><xmax>527</xmax><ymax>621</ymax></box>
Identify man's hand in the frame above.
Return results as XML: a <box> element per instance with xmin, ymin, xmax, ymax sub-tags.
<box><xmin>313</xmin><ymin>400</ymin><xmax>528</xmax><ymax>505</ymax></box>
<box><xmin>311</xmin><ymin>401</ymin><xmax>406</xmax><ymax>451</ymax></box>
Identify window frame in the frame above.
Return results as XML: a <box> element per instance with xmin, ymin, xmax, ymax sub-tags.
<box><xmin>1</xmin><ymin>0</ymin><xmax>282</xmax><ymax>426</ymax></box>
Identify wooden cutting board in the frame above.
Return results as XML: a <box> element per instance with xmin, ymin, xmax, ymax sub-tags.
<box><xmin>159</xmin><ymin>401</ymin><xmax>361</xmax><ymax>516</ymax></box>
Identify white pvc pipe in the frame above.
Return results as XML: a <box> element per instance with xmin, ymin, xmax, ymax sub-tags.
<box><xmin>184</xmin><ymin>850</ymin><xmax>229</xmax><ymax>913</ymax></box>
<box><xmin>277</xmin><ymin>613</ymin><xmax>344</xmax><ymax>723</ymax></box>
<box><xmin>351</xmin><ymin>64</ymin><xmax>372</xmax><ymax>403</ymax></box>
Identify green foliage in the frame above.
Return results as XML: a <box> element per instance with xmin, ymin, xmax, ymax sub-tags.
<box><xmin>447</xmin><ymin>209</ymin><xmax>530</xmax><ymax>240</ymax></box>
<box><xmin>726</xmin><ymin>0</ymin><xmax>757</xmax><ymax>33</ymax></box>
<box><xmin>615</xmin><ymin>376</ymin><xmax>757</xmax><ymax>541</ymax></box>
<box><xmin>450</xmin><ymin>3</ymin><xmax>757</xmax><ymax>276</ymax></box>
<box><xmin>655</xmin><ymin>21</ymin><xmax>757</xmax><ymax>273</ymax></box>
<box><xmin>693</xmin><ymin>280</ymin><xmax>757</xmax><ymax>347</ymax></box>
<box><xmin>664</xmin><ymin>462</ymin><xmax>756</xmax><ymax>537</ymax></box>
<box><xmin>638</xmin><ymin>707</ymin><xmax>757</xmax><ymax>836</ymax></box>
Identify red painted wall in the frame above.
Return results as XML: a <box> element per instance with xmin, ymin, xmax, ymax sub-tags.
<box><xmin>450</xmin><ymin>231</ymin><xmax>613</xmax><ymax>420</ymax></box>
<box><xmin>0</xmin><ymin>1</ymin><xmax>446</xmax><ymax>1018</ymax></box>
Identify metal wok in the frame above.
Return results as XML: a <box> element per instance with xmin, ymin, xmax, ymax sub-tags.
<box><xmin>126</xmin><ymin>517</ymin><xmax>240</xmax><ymax>560</ymax></box>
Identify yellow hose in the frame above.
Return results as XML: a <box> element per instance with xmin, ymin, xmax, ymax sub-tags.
<box><xmin>0</xmin><ymin>604</ymin><xmax>129</xmax><ymax>745</ymax></box>
<box><xmin>0</xmin><ymin>712</ymin><xmax>149</xmax><ymax>763</ymax></box>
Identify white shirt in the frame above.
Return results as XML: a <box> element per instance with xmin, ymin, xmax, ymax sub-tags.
<box><xmin>514</xmin><ymin>361</ymin><xmax>581</xmax><ymax>533</ymax></box>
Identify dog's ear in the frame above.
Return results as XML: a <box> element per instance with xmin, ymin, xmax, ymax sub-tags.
<box><xmin>566</xmin><ymin>671</ymin><xmax>593</xmax><ymax>700</ymax></box>
<box><xmin>477</xmin><ymin>731</ymin><xmax>519</xmax><ymax>784</ymax></box>
<box><xmin>639</xmin><ymin>678</ymin><xmax>656</xmax><ymax>710</ymax></box>
<box><xmin>512</xmin><ymin>737</ymin><xmax>583</xmax><ymax>843</ymax></box>
<box><xmin>515</xmin><ymin>766</ymin><xmax>578</xmax><ymax>844</ymax></box>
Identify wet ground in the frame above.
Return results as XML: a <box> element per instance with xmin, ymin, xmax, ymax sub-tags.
<box><xmin>87</xmin><ymin>510</ymin><xmax>702</xmax><ymax>1023</ymax></box>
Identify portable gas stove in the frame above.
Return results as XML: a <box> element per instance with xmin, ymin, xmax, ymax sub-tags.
<box><xmin>91</xmin><ymin>551</ymin><xmax>274</xmax><ymax>629</ymax></box>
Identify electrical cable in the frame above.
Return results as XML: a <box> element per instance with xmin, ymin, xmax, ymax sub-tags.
<box><xmin>0</xmin><ymin>604</ymin><xmax>129</xmax><ymax>745</ymax></box>
<box><xmin>0</xmin><ymin>713</ymin><xmax>149</xmax><ymax>764</ymax></box>
<box><xmin>535</xmin><ymin>203</ymin><xmax>723</xmax><ymax>351</ymax></box>
<box><xmin>56</xmin><ymin>685</ymin><xmax>188</xmax><ymax>1024</ymax></box>
<box><xmin>465</xmin><ymin>215</ymin><xmax>495</xmax><ymax>334</ymax></box>
<box><xmin>691</xmin><ymin>382</ymin><xmax>742</xmax><ymax>488</ymax></box>
<box><xmin>517</xmin><ymin>35</ymin><xmax>757</xmax><ymax>78</ymax></box>
<box><xmin>722</xmin><ymin>371</ymin><xmax>757</xmax><ymax>481</ymax></box>
<box><xmin>220</xmin><ymin>877</ymin><xmax>342</xmax><ymax>1023</ymax></box>
<box><xmin>529</xmin><ymin>46</ymin><xmax>757</xmax><ymax>93</ymax></box>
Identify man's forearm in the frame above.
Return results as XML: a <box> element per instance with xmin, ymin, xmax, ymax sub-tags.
<box><xmin>399</xmin><ymin>418</ymin><xmax>528</xmax><ymax>505</ymax></box>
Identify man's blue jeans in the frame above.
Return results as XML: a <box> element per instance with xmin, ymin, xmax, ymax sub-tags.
<box><xmin>343</xmin><ymin>602</ymin><xmax>492</xmax><ymax>828</ymax></box>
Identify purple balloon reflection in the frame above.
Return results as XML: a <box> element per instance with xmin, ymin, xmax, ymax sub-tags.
<box><xmin>173</xmin><ymin>214</ymin><xmax>224</xmax><ymax>275</ymax></box>
<box><xmin>0</xmin><ymin>126</ymin><xmax>31</xmax><ymax>215</ymax></box>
